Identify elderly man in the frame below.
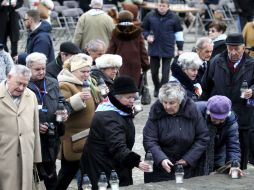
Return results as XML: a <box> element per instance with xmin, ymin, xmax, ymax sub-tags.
<box><xmin>73</xmin><ymin>0</ymin><xmax>115</xmax><ymax>49</ymax></box>
<box><xmin>142</xmin><ymin>0</ymin><xmax>184</xmax><ymax>97</ymax></box>
<box><xmin>46</xmin><ymin>41</ymin><xmax>81</xmax><ymax>79</ymax></box>
<box><xmin>201</xmin><ymin>33</ymin><xmax>254</xmax><ymax>170</ymax></box>
<box><xmin>26</xmin><ymin>52</ymin><xmax>69</xmax><ymax>190</ymax></box>
<box><xmin>0</xmin><ymin>64</ymin><xmax>41</xmax><ymax>190</ymax></box>
<box><xmin>85</xmin><ymin>39</ymin><xmax>106</xmax><ymax>65</ymax></box>
<box><xmin>196</xmin><ymin>95</ymin><xmax>242</xmax><ymax>176</ymax></box>
<box><xmin>195</xmin><ymin>37</ymin><xmax>214</xmax><ymax>82</ymax></box>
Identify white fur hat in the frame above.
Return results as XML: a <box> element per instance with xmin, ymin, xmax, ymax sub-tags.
<box><xmin>96</xmin><ymin>54</ymin><xmax>123</xmax><ymax>69</ymax></box>
<box><xmin>90</xmin><ymin>0</ymin><xmax>103</xmax><ymax>8</ymax></box>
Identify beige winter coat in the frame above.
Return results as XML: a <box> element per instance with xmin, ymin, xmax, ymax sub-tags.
<box><xmin>73</xmin><ymin>9</ymin><xmax>115</xmax><ymax>49</ymax></box>
<box><xmin>0</xmin><ymin>81</ymin><xmax>41</xmax><ymax>190</ymax></box>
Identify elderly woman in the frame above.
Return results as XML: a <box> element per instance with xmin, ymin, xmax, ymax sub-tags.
<box><xmin>171</xmin><ymin>52</ymin><xmax>203</xmax><ymax>100</ymax></box>
<box><xmin>91</xmin><ymin>54</ymin><xmax>122</xmax><ymax>91</ymax></box>
<box><xmin>80</xmin><ymin>76</ymin><xmax>150</xmax><ymax>190</ymax></box>
<box><xmin>143</xmin><ymin>82</ymin><xmax>209</xmax><ymax>183</ymax></box>
<box><xmin>56</xmin><ymin>53</ymin><xmax>100</xmax><ymax>190</ymax></box>
<box><xmin>208</xmin><ymin>20</ymin><xmax>227</xmax><ymax>58</ymax></box>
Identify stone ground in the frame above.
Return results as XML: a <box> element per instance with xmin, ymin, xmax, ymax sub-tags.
<box><xmin>15</xmin><ymin>20</ymin><xmax>246</xmax><ymax>189</ymax></box>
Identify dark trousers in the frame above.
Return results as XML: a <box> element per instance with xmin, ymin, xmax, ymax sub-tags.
<box><xmin>239</xmin><ymin>129</ymin><xmax>250</xmax><ymax>170</ymax></box>
<box><xmin>249</xmin><ymin>114</ymin><xmax>254</xmax><ymax>165</ymax></box>
<box><xmin>37</xmin><ymin>161</ymin><xmax>57</xmax><ymax>190</ymax></box>
<box><xmin>150</xmin><ymin>56</ymin><xmax>172</xmax><ymax>92</ymax></box>
<box><xmin>55</xmin><ymin>158</ymin><xmax>80</xmax><ymax>190</ymax></box>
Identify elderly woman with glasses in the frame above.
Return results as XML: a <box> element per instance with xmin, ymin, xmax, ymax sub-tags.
<box><xmin>143</xmin><ymin>82</ymin><xmax>209</xmax><ymax>183</ymax></box>
<box><xmin>170</xmin><ymin>52</ymin><xmax>203</xmax><ymax>101</ymax></box>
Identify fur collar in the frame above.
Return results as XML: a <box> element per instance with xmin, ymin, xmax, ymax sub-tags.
<box><xmin>112</xmin><ymin>24</ymin><xmax>142</xmax><ymax>40</ymax></box>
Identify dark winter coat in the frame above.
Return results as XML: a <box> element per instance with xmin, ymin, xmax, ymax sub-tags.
<box><xmin>211</xmin><ymin>40</ymin><xmax>226</xmax><ymax>59</ymax></box>
<box><xmin>80</xmin><ymin>93</ymin><xmax>141</xmax><ymax>190</ymax></box>
<box><xmin>143</xmin><ymin>98</ymin><xmax>209</xmax><ymax>183</ymax></box>
<box><xmin>46</xmin><ymin>55</ymin><xmax>63</xmax><ymax>79</ymax></box>
<box><xmin>142</xmin><ymin>9</ymin><xmax>183</xmax><ymax>58</ymax></box>
<box><xmin>107</xmin><ymin>23</ymin><xmax>149</xmax><ymax>86</ymax></box>
<box><xmin>28</xmin><ymin>76</ymin><xmax>67</xmax><ymax>162</ymax></box>
<box><xmin>171</xmin><ymin>59</ymin><xmax>200</xmax><ymax>100</ymax></box>
<box><xmin>196</xmin><ymin>101</ymin><xmax>241</xmax><ymax>174</ymax></box>
<box><xmin>201</xmin><ymin>51</ymin><xmax>254</xmax><ymax>129</ymax></box>
<box><xmin>0</xmin><ymin>0</ymin><xmax>23</xmax><ymax>44</ymax></box>
<box><xmin>26</xmin><ymin>21</ymin><xmax>55</xmax><ymax>63</ymax></box>
<box><xmin>90</xmin><ymin>67</ymin><xmax>114</xmax><ymax>91</ymax></box>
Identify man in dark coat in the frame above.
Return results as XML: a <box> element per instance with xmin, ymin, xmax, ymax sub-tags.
<box><xmin>80</xmin><ymin>76</ymin><xmax>149</xmax><ymax>190</ymax></box>
<box><xmin>0</xmin><ymin>0</ymin><xmax>23</xmax><ymax>57</ymax></box>
<box><xmin>142</xmin><ymin>0</ymin><xmax>184</xmax><ymax>97</ymax></box>
<box><xmin>201</xmin><ymin>33</ymin><xmax>254</xmax><ymax>170</ymax></box>
<box><xmin>22</xmin><ymin>9</ymin><xmax>55</xmax><ymax>63</ymax></box>
<box><xmin>46</xmin><ymin>42</ymin><xmax>81</xmax><ymax>79</ymax></box>
<box><xmin>196</xmin><ymin>96</ymin><xmax>242</xmax><ymax>175</ymax></box>
<box><xmin>26</xmin><ymin>52</ymin><xmax>69</xmax><ymax>190</ymax></box>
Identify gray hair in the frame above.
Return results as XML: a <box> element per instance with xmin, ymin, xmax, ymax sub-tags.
<box><xmin>86</xmin><ymin>39</ymin><xmax>106</xmax><ymax>52</ymax></box>
<box><xmin>26</xmin><ymin>52</ymin><xmax>47</xmax><ymax>68</ymax></box>
<box><xmin>158</xmin><ymin>82</ymin><xmax>186</xmax><ymax>104</ymax></box>
<box><xmin>177</xmin><ymin>52</ymin><xmax>203</xmax><ymax>70</ymax></box>
<box><xmin>8</xmin><ymin>64</ymin><xmax>32</xmax><ymax>79</ymax></box>
<box><xmin>195</xmin><ymin>37</ymin><xmax>213</xmax><ymax>49</ymax></box>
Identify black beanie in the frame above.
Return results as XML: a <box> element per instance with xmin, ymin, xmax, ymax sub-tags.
<box><xmin>112</xmin><ymin>76</ymin><xmax>138</xmax><ymax>95</ymax></box>
<box><xmin>60</xmin><ymin>42</ymin><xmax>81</xmax><ymax>54</ymax></box>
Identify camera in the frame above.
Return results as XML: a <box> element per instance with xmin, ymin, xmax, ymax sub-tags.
<box><xmin>48</xmin><ymin>123</ymin><xmax>55</xmax><ymax>136</ymax></box>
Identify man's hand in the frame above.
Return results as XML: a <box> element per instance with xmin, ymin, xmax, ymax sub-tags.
<box><xmin>229</xmin><ymin>167</ymin><xmax>245</xmax><ymax>177</ymax></box>
<box><xmin>138</xmin><ymin>161</ymin><xmax>151</xmax><ymax>172</ymax></box>
<box><xmin>244</xmin><ymin>89</ymin><xmax>253</xmax><ymax>99</ymax></box>
<box><xmin>39</xmin><ymin>123</ymin><xmax>48</xmax><ymax>134</ymax></box>
<box><xmin>176</xmin><ymin>159</ymin><xmax>188</xmax><ymax>167</ymax></box>
<box><xmin>161</xmin><ymin>159</ymin><xmax>174</xmax><ymax>173</ymax></box>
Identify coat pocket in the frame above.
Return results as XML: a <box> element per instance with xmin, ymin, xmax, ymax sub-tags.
<box><xmin>71</xmin><ymin>129</ymin><xmax>90</xmax><ymax>153</ymax></box>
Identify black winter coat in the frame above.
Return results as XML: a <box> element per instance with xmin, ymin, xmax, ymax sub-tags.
<box><xmin>80</xmin><ymin>93</ymin><xmax>141</xmax><ymax>190</ymax></box>
<box><xmin>28</xmin><ymin>77</ymin><xmax>67</xmax><ymax>162</ymax></box>
<box><xmin>26</xmin><ymin>21</ymin><xmax>55</xmax><ymax>63</ymax></box>
<box><xmin>201</xmin><ymin>51</ymin><xmax>254</xmax><ymax>129</ymax></box>
<box><xmin>143</xmin><ymin>98</ymin><xmax>209</xmax><ymax>183</ymax></box>
<box><xmin>142</xmin><ymin>9</ymin><xmax>183</xmax><ymax>58</ymax></box>
<box><xmin>90</xmin><ymin>67</ymin><xmax>114</xmax><ymax>91</ymax></box>
<box><xmin>196</xmin><ymin>101</ymin><xmax>241</xmax><ymax>174</ymax></box>
<box><xmin>46</xmin><ymin>55</ymin><xmax>63</xmax><ymax>79</ymax></box>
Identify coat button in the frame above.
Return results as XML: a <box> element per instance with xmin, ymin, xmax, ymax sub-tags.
<box><xmin>17</xmin><ymin>153</ymin><xmax>20</xmax><ymax>157</ymax></box>
<box><xmin>19</xmin><ymin>133</ymin><xmax>22</xmax><ymax>136</ymax></box>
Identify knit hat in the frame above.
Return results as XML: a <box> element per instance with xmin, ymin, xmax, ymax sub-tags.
<box><xmin>112</xmin><ymin>76</ymin><xmax>138</xmax><ymax>95</ymax></box>
<box><xmin>118</xmin><ymin>10</ymin><xmax>134</xmax><ymax>22</ymax></box>
<box><xmin>90</xmin><ymin>0</ymin><xmax>103</xmax><ymax>8</ymax></box>
<box><xmin>225</xmin><ymin>33</ymin><xmax>244</xmax><ymax>45</ymax></box>
<box><xmin>96</xmin><ymin>54</ymin><xmax>122</xmax><ymax>69</ymax></box>
<box><xmin>64</xmin><ymin>53</ymin><xmax>92</xmax><ymax>72</ymax></box>
<box><xmin>207</xmin><ymin>95</ymin><xmax>232</xmax><ymax>120</ymax></box>
<box><xmin>60</xmin><ymin>42</ymin><xmax>81</xmax><ymax>55</ymax></box>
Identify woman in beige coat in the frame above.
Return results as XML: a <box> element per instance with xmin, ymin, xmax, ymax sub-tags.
<box><xmin>56</xmin><ymin>53</ymin><xmax>100</xmax><ymax>189</ymax></box>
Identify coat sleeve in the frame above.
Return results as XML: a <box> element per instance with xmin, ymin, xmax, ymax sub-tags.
<box><xmin>32</xmin><ymin>34</ymin><xmax>52</xmax><ymax>58</ymax></box>
<box><xmin>225</xmin><ymin>122</ymin><xmax>241</xmax><ymax>163</ymax></box>
<box><xmin>33</xmin><ymin>93</ymin><xmax>42</xmax><ymax>163</ymax></box>
<box><xmin>143</xmin><ymin>119</ymin><xmax>169</xmax><ymax>166</ymax></box>
<box><xmin>140</xmin><ymin>34</ymin><xmax>150</xmax><ymax>72</ymax></box>
<box><xmin>141</xmin><ymin>12</ymin><xmax>151</xmax><ymax>39</ymax></box>
<box><xmin>73</xmin><ymin>16</ymin><xmax>85</xmax><ymax>49</ymax></box>
<box><xmin>182</xmin><ymin>111</ymin><xmax>210</xmax><ymax>167</ymax></box>
<box><xmin>106</xmin><ymin>33</ymin><xmax>117</xmax><ymax>53</ymax></box>
<box><xmin>103</xmin><ymin>118</ymin><xmax>141</xmax><ymax>169</ymax></box>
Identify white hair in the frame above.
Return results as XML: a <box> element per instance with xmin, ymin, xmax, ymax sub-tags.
<box><xmin>26</xmin><ymin>52</ymin><xmax>47</xmax><ymax>68</ymax></box>
<box><xmin>8</xmin><ymin>64</ymin><xmax>32</xmax><ymax>79</ymax></box>
<box><xmin>158</xmin><ymin>82</ymin><xmax>186</xmax><ymax>104</ymax></box>
<box><xmin>195</xmin><ymin>37</ymin><xmax>213</xmax><ymax>49</ymax></box>
<box><xmin>177</xmin><ymin>52</ymin><xmax>203</xmax><ymax>70</ymax></box>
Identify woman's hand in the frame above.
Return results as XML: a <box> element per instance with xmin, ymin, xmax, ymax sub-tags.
<box><xmin>79</xmin><ymin>91</ymin><xmax>92</xmax><ymax>101</ymax></box>
<box><xmin>176</xmin><ymin>159</ymin><xmax>188</xmax><ymax>167</ymax></box>
<box><xmin>138</xmin><ymin>161</ymin><xmax>151</xmax><ymax>172</ymax></box>
<box><xmin>161</xmin><ymin>159</ymin><xmax>174</xmax><ymax>173</ymax></box>
<box><xmin>39</xmin><ymin>123</ymin><xmax>48</xmax><ymax>134</ymax></box>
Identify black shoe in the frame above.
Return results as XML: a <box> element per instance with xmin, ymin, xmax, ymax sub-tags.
<box><xmin>154</xmin><ymin>90</ymin><xmax>159</xmax><ymax>97</ymax></box>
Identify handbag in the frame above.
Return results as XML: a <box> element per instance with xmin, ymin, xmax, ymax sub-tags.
<box><xmin>139</xmin><ymin>72</ymin><xmax>151</xmax><ymax>105</ymax></box>
<box><xmin>71</xmin><ymin>129</ymin><xmax>90</xmax><ymax>153</ymax></box>
<box><xmin>32</xmin><ymin>166</ymin><xmax>46</xmax><ymax>190</ymax></box>
<box><xmin>37</xmin><ymin>2</ymin><xmax>50</xmax><ymax>19</ymax></box>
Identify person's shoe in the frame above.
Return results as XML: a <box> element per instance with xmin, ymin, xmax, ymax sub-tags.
<box><xmin>154</xmin><ymin>90</ymin><xmax>159</xmax><ymax>97</ymax></box>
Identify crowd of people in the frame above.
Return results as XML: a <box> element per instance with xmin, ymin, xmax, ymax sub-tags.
<box><xmin>1</xmin><ymin>0</ymin><xmax>254</xmax><ymax>190</ymax></box>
